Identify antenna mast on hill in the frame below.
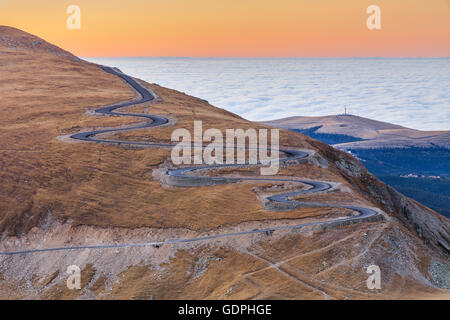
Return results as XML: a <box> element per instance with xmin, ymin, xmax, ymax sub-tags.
<box><xmin>344</xmin><ymin>105</ymin><xmax>347</xmax><ymax>115</ymax></box>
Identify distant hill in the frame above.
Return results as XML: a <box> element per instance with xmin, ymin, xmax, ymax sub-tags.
<box><xmin>262</xmin><ymin>114</ymin><xmax>450</xmax><ymax>149</ymax></box>
<box><xmin>263</xmin><ymin>114</ymin><xmax>450</xmax><ymax>218</ymax></box>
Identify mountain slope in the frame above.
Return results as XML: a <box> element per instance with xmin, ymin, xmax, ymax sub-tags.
<box><xmin>0</xmin><ymin>26</ymin><xmax>448</xmax><ymax>299</ymax></box>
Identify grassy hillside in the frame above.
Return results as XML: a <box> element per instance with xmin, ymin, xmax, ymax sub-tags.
<box><xmin>1</xmin><ymin>26</ymin><xmax>449</xmax><ymax>300</ymax></box>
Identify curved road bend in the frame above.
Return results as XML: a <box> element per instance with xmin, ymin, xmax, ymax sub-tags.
<box><xmin>0</xmin><ymin>66</ymin><xmax>380</xmax><ymax>256</ymax></box>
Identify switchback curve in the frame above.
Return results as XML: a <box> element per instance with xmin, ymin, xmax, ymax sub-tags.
<box><xmin>0</xmin><ymin>66</ymin><xmax>381</xmax><ymax>256</ymax></box>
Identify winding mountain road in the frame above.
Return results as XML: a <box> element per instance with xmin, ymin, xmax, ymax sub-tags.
<box><xmin>0</xmin><ymin>66</ymin><xmax>380</xmax><ymax>256</ymax></box>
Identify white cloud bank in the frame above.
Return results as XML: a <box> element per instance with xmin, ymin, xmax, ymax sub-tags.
<box><xmin>87</xmin><ymin>57</ymin><xmax>449</xmax><ymax>131</ymax></box>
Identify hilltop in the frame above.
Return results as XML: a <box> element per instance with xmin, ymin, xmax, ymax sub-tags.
<box><xmin>262</xmin><ymin>114</ymin><xmax>450</xmax><ymax>149</ymax></box>
<box><xmin>0</xmin><ymin>26</ymin><xmax>78</xmax><ymax>60</ymax></box>
<box><xmin>0</xmin><ymin>26</ymin><xmax>448</xmax><ymax>299</ymax></box>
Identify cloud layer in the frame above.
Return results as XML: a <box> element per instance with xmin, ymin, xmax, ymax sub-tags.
<box><xmin>87</xmin><ymin>58</ymin><xmax>449</xmax><ymax>131</ymax></box>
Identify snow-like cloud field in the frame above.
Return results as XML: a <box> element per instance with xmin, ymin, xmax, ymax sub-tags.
<box><xmin>88</xmin><ymin>57</ymin><xmax>449</xmax><ymax>131</ymax></box>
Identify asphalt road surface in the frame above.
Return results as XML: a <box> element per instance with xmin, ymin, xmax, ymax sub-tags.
<box><xmin>0</xmin><ymin>66</ymin><xmax>380</xmax><ymax>256</ymax></box>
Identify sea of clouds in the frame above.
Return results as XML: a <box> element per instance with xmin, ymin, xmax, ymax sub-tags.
<box><xmin>86</xmin><ymin>57</ymin><xmax>449</xmax><ymax>131</ymax></box>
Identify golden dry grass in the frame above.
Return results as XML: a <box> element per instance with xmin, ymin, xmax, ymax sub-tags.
<box><xmin>1</xmin><ymin>27</ymin><xmax>448</xmax><ymax>300</ymax></box>
<box><xmin>0</xmin><ymin>27</ymin><xmax>342</xmax><ymax>236</ymax></box>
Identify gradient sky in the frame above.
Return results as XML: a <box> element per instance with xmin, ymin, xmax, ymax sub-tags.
<box><xmin>1</xmin><ymin>0</ymin><xmax>449</xmax><ymax>57</ymax></box>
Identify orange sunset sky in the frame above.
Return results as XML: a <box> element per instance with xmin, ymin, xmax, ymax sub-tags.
<box><xmin>1</xmin><ymin>0</ymin><xmax>449</xmax><ymax>57</ymax></box>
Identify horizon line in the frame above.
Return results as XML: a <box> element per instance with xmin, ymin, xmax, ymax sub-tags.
<box><xmin>83</xmin><ymin>56</ymin><xmax>450</xmax><ymax>59</ymax></box>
